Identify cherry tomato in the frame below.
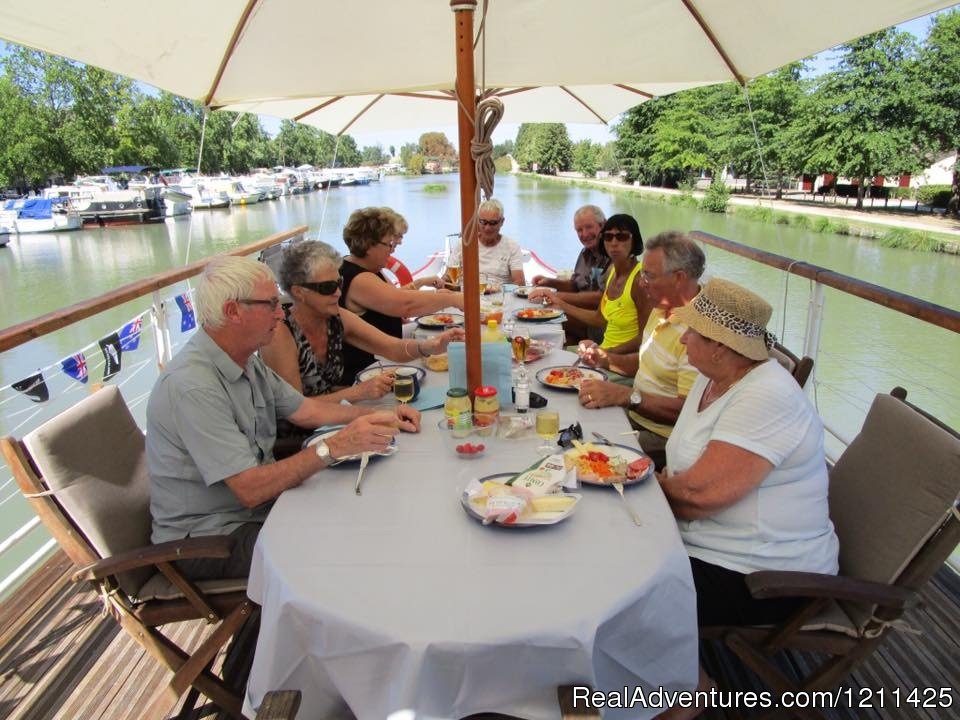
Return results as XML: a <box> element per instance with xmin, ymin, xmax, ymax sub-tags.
<box><xmin>476</xmin><ymin>443</ymin><xmax>485</xmax><ymax>452</ymax></box>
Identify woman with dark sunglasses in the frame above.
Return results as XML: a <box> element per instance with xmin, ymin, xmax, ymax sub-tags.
<box><xmin>261</xmin><ymin>241</ymin><xmax>463</xmax><ymax>447</ymax></box>
<box><xmin>529</xmin><ymin>214</ymin><xmax>651</xmax><ymax>375</ymax></box>
<box><xmin>339</xmin><ymin>207</ymin><xmax>465</xmax><ymax>381</ymax></box>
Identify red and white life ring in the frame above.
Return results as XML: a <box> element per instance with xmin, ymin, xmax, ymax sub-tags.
<box><xmin>384</xmin><ymin>255</ymin><xmax>414</xmax><ymax>287</ymax></box>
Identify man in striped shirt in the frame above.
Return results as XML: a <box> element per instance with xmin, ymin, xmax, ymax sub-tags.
<box><xmin>576</xmin><ymin>231</ymin><xmax>704</xmax><ymax>469</ymax></box>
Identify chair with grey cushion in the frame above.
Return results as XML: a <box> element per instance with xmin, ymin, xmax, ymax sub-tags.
<box><xmin>770</xmin><ymin>341</ymin><xmax>814</xmax><ymax>388</ymax></box>
<box><xmin>1</xmin><ymin>385</ymin><xmax>254</xmax><ymax>720</ymax></box>
<box><xmin>701</xmin><ymin>388</ymin><xmax>960</xmax><ymax>720</ymax></box>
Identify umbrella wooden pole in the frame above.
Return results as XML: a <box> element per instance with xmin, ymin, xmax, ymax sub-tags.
<box><xmin>452</xmin><ymin>0</ymin><xmax>481</xmax><ymax>396</ymax></box>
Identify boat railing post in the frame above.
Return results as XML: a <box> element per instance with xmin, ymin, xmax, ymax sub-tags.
<box><xmin>151</xmin><ymin>291</ymin><xmax>172</xmax><ymax>367</ymax></box>
<box><xmin>802</xmin><ymin>280</ymin><xmax>825</xmax><ymax>389</ymax></box>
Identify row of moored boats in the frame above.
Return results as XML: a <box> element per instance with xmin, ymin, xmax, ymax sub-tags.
<box><xmin>0</xmin><ymin>165</ymin><xmax>383</xmax><ymax>236</ymax></box>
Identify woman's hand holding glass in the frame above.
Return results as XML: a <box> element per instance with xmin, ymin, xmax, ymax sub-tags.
<box><xmin>355</xmin><ymin>371</ymin><xmax>395</xmax><ymax>401</ymax></box>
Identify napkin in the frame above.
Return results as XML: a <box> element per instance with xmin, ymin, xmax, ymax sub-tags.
<box><xmin>408</xmin><ymin>386</ymin><xmax>447</xmax><ymax>412</ymax></box>
<box><xmin>447</xmin><ymin>341</ymin><xmax>513</xmax><ymax>399</ymax></box>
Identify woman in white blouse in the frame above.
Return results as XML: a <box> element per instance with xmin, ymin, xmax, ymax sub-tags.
<box><xmin>656</xmin><ymin>278</ymin><xmax>838</xmax><ymax>720</ymax></box>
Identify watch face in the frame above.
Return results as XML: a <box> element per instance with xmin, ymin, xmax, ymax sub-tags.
<box><xmin>630</xmin><ymin>392</ymin><xmax>642</xmax><ymax>406</ymax></box>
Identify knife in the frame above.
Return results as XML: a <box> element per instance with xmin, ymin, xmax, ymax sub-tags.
<box><xmin>591</xmin><ymin>431</ymin><xmax>613</xmax><ymax>446</ymax></box>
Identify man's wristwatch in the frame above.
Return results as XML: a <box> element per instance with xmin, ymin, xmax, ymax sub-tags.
<box><xmin>314</xmin><ymin>440</ymin><xmax>339</xmax><ymax>466</ymax></box>
<box><xmin>628</xmin><ymin>391</ymin><xmax>643</xmax><ymax>411</ymax></box>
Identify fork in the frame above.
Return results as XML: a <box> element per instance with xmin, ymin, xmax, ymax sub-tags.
<box><xmin>612</xmin><ymin>481</ymin><xmax>643</xmax><ymax>526</ymax></box>
<box><xmin>354</xmin><ymin>452</ymin><xmax>371</xmax><ymax>495</ymax></box>
<box><xmin>592</xmin><ymin>432</ymin><xmax>642</xmax><ymax>525</ymax></box>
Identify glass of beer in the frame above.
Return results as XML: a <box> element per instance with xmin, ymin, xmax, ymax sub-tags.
<box><xmin>478</xmin><ymin>272</ymin><xmax>488</xmax><ymax>296</ymax></box>
<box><xmin>447</xmin><ymin>261</ymin><xmax>461</xmax><ymax>288</ymax></box>
<box><xmin>535</xmin><ymin>410</ymin><xmax>560</xmax><ymax>455</ymax></box>
<box><xmin>511</xmin><ymin>329</ymin><xmax>530</xmax><ymax>365</ymax></box>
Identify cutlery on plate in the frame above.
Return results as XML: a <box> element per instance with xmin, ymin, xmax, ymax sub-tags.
<box><xmin>591</xmin><ymin>432</ymin><xmax>642</xmax><ymax>525</ymax></box>
<box><xmin>355</xmin><ymin>452</ymin><xmax>371</xmax><ymax>495</ymax></box>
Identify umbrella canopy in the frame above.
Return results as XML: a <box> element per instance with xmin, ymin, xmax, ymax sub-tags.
<box><xmin>0</xmin><ymin>1</ymin><xmax>953</xmax><ymax>128</ymax></box>
<box><xmin>1</xmin><ymin>0</ymin><xmax>953</xmax><ymax>391</ymax></box>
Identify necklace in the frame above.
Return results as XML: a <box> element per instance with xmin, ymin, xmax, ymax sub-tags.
<box><xmin>701</xmin><ymin>362</ymin><xmax>760</xmax><ymax>408</ymax></box>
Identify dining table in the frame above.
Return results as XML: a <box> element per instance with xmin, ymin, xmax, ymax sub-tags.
<box><xmin>244</xmin><ymin>293</ymin><xmax>699</xmax><ymax>720</ymax></box>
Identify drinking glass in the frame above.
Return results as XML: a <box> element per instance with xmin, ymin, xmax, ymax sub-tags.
<box><xmin>447</xmin><ymin>261</ymin><xmax>461</xmax><ymax>289</ymax></box>
<box><xmin>535</xmin><ymin>410</ymin><xmax>560</xmax><ymax>455</ymax></box>
<box><xmin>478</xmin><ymin>272</ymin><xmax>488</xmax><ymax>296</ymax></box>
<box><xmin>393</xmin><ymin>373</ymin><xmax>416</xmax><ymax>404</ymax></box>
<box><xmin>511</xmin><ymin>328</ymin><xmax>530</xmax><ymax>365</ymax></box>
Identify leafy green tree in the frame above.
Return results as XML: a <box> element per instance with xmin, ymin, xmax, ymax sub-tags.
<box><xmin>648</xmin><ymin>94</ymin><xmax>713</xmax><ymax>184</ymax></box>
<box><xmin>332</xmin><ymin>134</ymin><xmax>361</xmax><ymax>167</ymax></box>
<box><xmin>418</xmin><ymin>132</ymin><xmax>457</xmax><ymax>162</ymax></box>
<box><xmin>0</xmin><ymin>75</ymin><xmax>48</xmax><ymax>188</ymax></box>
<box><xmin>792</xmin><ymin>29</ymin><xmax>924</xmax><ymax>210</ymax></box>
<box><xmin>614</xmin><ymin>96</ymin><xmax>681</xmax><ymax>184</ymax></box>
<box><xmin>572</xmin><ymin>139</ymin><xmax>601</xmax><ymax>176</ymax></box>
<box><xmin>405</xmin><ymin>153</ymin><xmax>426</xmax><ymax>174</ymax></box>
<box><xmin>916</xmin><ymin>10</ymin><xmax>960</xmax><ymax>214</ymax></box>
<box><xmin>399</xmin><ymin>143</ymin><xmax>419</xmax><ymax>167</ymax></box>
<box><xmin>361</xmin><ymin>144</ymin><xmax>388</xmax><ymax>165</ymax></box>
<box><xmin>597</xmin><ymin>142</ymin><xmax>621</xmax><ymax>174</ymax></box>
<box><xmin>513</xmin><ymin>123</ymin><xmax>572</xmax><ymax>174</ymax></box>
<box><xmin>493</xmin><ymin>139</ymin><xmax>514</xmax><ymax>158</ymax></box>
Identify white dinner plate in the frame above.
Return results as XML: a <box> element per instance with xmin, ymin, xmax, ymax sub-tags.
<box><xmin>572</xmin><ymin>444</ymin><xmax>654</xmax><ymax>486</ymax></box>
<box><xmin>535</xmin><ymin>365</ymin><xmax>605</xmax><ymax>391</ymax></box>
<box><xmin>355</xmin><ymin>364</ymin><xmax>427</xmax><ymax>384</ymax></box>
<box><xmin>417</xmin><ymin>312</ymin><xmax>464</xmax><ymax>328</ymax></box>
<box><xmin>512</xmin><ymin>307</ymin><xmax>564</xmax><ymax>323</ymax></box>
<box><xmin>461</xmin><ymin>473</ymin><xmax>581</xmax><ymax>527</ymax></box>
<box><xmin>303</xmin><ymin>426</ymin><xmax>397</xmax><ymax>462</ymax></box>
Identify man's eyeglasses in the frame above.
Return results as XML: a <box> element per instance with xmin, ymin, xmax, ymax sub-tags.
<box><xmin>641</xmin><ymin>269</ymin><xmax>676</xmax><ymax>282</ymax></box>
<box><xmin>298</xmin><ymin>278</ymin><xmax>343</xmax><ymax>296</ymax></box>
<box><xmin>602</xmin><ymin>230</ymin><xmax>633</xmax><ymax>242</ymax></box>
<box><xmin>478</xmin><ymin>218</ymin><xmax>503</xmax><ymax>226</ymax></box>
<box><xmin>239</xmin><ymin>297</ymin><xmax>281</xmax><ymax>311</ymax></box>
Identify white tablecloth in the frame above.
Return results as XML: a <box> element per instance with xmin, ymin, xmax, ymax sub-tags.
<box><xmin>245</xmin><ymin>350</ymin><xmax>698</xmax><ymax>720</ymax></box>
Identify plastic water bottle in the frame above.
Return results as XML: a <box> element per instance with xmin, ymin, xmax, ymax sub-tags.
<box><xmin>515</xmin><ymin>366</ymin><xmax>530</xmax><ymax>413</ymax></box>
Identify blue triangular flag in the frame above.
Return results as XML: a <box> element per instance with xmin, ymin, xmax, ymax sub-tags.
<box><xmin>175</xmin><ymin>293</ymin><xmax>196</xmax><ymax>332</ymax></box>
<box><xmin>119</xmin><ymin>316</ymin><xmax>142</xmax><ymax>351</ymax></box>
<box><xmin>61</xmin><ymin>352</ymin><xmax>89</xmax><ymax>383</ymax></box>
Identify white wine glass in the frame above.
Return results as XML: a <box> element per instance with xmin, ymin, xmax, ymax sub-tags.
<box><xmin>535</xmin><ymin>410</ymin><xmax>560</xmax><ymax>456</ymax></box>
<box><xmin>393</xmin><ymin>372</ymin><xmax>416</xmax><ymax>404</ymax></box>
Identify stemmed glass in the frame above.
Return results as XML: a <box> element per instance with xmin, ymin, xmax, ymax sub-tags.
<box><xmin>447</xmin><ymin>260</ymin><xmax>462</xmax><ymax>289</ymax></box>
<box><xmin>535</xmin><ymin>410</ymin><xmax>560</xmax><ymax>456</ymax></box>
<box><xmin>393</xmin><ymin>371</ymin><xmax>416</xmax><ymax>404</ymax></box>
<box><xmin>511</xmin><ymin>328</ymin><xmax>530</xmax><ymax>367</ymax></box>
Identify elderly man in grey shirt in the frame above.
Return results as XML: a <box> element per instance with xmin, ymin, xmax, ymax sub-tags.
<box><xmin>147</xmin><ymin>255</ymin><xmax>420</xmax><ymax>580</ymax></box>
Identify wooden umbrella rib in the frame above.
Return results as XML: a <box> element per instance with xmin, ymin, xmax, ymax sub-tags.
<box><xmin>294</xmin><ymin>96</ymin><xmax>346</xmax><ymax>122</ymax></box>
<box><xmin>559</xmin><ymin>86</ymin><xmax>608</xmax><ymax>123</ymax></box>
<box><xmin>614</xmin><ymin>84</ymin><xmax>654</xmax><ymax>99</ymax></box>
<box><xmin>680</xmin><ymin>0</ymin><xmax>746</xmax><ymax>85</ymax></box>
<box><xmin>338</xmin><ymin>94</ymin><xmax>385</xmax><ymax>136</ymax></box>
<box><xmin>203</xmin><ymin>0</ymin><xmax>261</xmax><ymax>107</ymax></box>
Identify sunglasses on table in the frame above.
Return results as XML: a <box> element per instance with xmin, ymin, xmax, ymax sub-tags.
<box><xmin>478</xmin><ymin>218</ymin><xmax>503</xmax><ymax>226</ymax></box>
<box><xmin>602</xmin><ymin>230</ymin><xmax>633</xmax><ymax>242</ymax></box>
<box><xmin>298</xmin><ymin>278</ymin><xmax>343</xmax><ymax>295</ymax></box>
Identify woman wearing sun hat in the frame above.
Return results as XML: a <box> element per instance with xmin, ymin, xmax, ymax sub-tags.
<box><xmin>654</xmin><ymin>278</ymin><xmax>838</xmax><ymax>719</ymax></box>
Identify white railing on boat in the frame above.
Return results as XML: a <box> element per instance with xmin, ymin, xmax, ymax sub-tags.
<box><xmin>1</xmin><ymin>226</ymin><xmax>957</xmax><ymax>597</ymax></box>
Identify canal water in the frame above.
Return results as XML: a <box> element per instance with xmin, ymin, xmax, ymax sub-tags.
<box><xmin>1</xmin><ymin>173</ymin><xmax>959</xmax><ymax>582</ymax></box>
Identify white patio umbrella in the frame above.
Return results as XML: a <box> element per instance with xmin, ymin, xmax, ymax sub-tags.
<box><xmin>1</xmin><ymin>0</ymin><xmax>953</xmax><ymax>388</ymax></box>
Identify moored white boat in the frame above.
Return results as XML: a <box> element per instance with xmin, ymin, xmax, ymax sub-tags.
<box><xmin>0</xmin><ymin>197</ymin><xmax>82</xmax><ymax>233</ymax></box>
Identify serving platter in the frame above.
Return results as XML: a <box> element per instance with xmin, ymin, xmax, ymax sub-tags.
<box><xmin>461</xmin><ymin>473</ymin><xmax>581</xmax><ymax>527</ymax></box>
<box><xmin>535</xmin><ymin>365</ymin><xmax>605</xmax><ymax>391</ymax></box>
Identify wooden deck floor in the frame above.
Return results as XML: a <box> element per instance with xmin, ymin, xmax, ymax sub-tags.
<box><xmin>1</xmin><ymin>551</ymin><xmax>957</xmax><ymax>720</ymax></box>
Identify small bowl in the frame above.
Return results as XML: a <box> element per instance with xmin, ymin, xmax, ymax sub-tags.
<box><xmin>438</xmin><ymin>418</ymin><xmax>496</xmax><ymax>459</ymax></box>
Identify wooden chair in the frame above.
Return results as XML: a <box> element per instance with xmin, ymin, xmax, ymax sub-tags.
<box><xmin>769</xmin><ymin>341</ymin><xmax>814</xmax><ymax>388</ymax></box>
<box><xmin>702</xmin><ymin>389</ymin><xmax>960</xmax><ymax>720</ymax></box>
<box><xmin>1</xmin><ymin>385</ymin><xmax>255</xmax><ymax>720</ymax></box>
<box><xmin>255</xmin><ymin>690</ymin><xmax>301</xmax><ymax>719</ymax></box>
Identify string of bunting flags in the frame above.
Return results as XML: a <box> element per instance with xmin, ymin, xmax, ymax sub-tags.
<box><xmin>4</xmin><ymin>290</ymin><xmax>197</xmax><ymax>404</ymax></box>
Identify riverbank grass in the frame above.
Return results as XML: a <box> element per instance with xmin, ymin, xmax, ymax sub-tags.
<box><xmin>423</xmin><ymin>183</ymin><xmax>447</xmax><ymax>193</ymax></box>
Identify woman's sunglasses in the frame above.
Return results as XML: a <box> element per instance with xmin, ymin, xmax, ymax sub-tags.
<box><xmin>298</xmin><ymin>278</ymin><xmax>342</xmax><ymax>295</ymax></box>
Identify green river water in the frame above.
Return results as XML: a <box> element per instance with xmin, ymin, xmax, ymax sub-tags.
<box><xmin>1</xmin><ymin>173</ymin><xmax>958</xmax><ymax>584</ymax></box>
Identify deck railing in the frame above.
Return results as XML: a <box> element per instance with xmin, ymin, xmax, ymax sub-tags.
<box><xmin>1</xmin><ymin>226</ymin><xmax>958</xmax><ymax>597</ymax></box>
<box><xmin>0</xmin><ymin>227</ymin><xmax>305</xmax><ymax>598</ymax></box>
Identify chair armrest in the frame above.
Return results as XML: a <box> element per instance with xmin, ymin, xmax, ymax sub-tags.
<box><xmin>745</xmin><ymin>571</ymin><xmax>919</xmax><ymax>610</ymax></box>
<box><xmin>72</xmin><ymin>535</ymin><xmax>233</xmax><ymax>582</ymax></box>
<box><xmin>256</xmin><ymin>690</ymin><xmax>302</xmax><ymax>720</ymax></box>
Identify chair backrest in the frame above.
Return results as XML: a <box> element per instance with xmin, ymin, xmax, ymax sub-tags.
<box><xmin>828</xmin><ymin>392</ymin><xmax>960</xmax><ymax>627</ymax></box>
<box><xmin>770</xmin><ymin>342</ymin><xmax>814</xmax><ymax>388</ymax></box>
<box><xmin>17</xmin><ymin>385</ymin><xmax>153</xmax><ymax>595</ymax></box>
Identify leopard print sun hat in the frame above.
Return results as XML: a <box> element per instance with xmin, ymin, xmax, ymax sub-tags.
<box><xmin>670</xmin><ymin>278</ymin><xmax>775</xmax><ymax>361</ymax></box>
